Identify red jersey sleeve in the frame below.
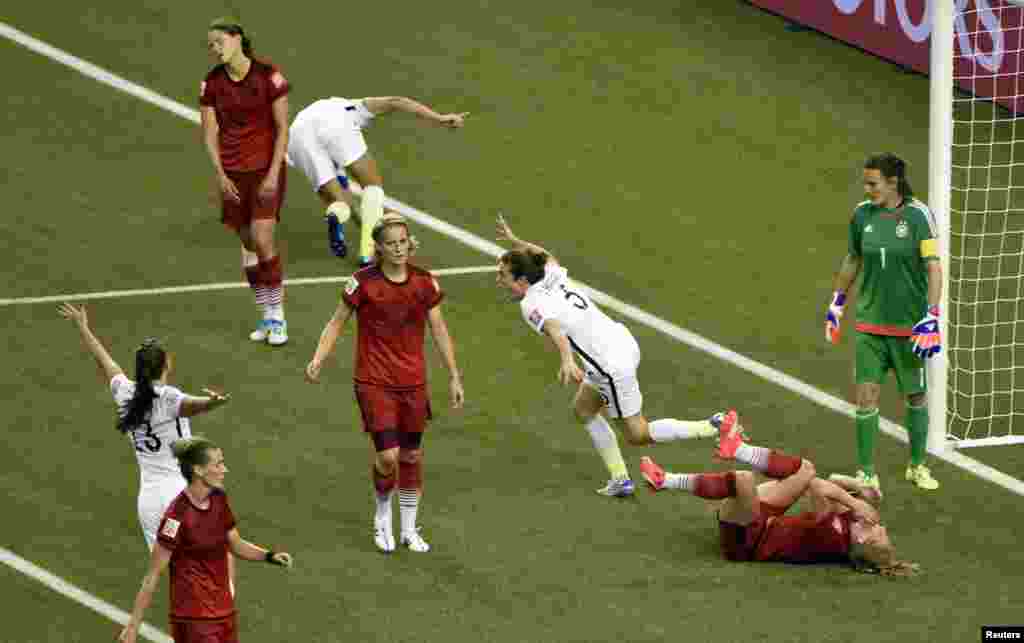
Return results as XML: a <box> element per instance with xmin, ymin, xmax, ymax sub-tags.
<box><xmin>156</xmin><ymin>509</ymin><xmax>184</xmax><ymax>550</ymax></box>
<box><xmin>222</xmin><ymin>495</ymin><xmax>237</xmax><ymax>532</ymax></box>
<box><xmin>266</xmin><ymin>65</ymin><xmax>291</xmax><ymax>102</ymax></box>
<box><xmin>199</xmin><ymin>69</ymin><xmax>218</xmax><ymax>107</ymax></box>
<box><xmin>423</xmin><ymin>275</ymin><xmax>444</xmax><ymax>310</ymax></box>
<box><xmin>341</xmin><ymin>275</ymin><xmax>365</xmax><ymax>309</ymax></box>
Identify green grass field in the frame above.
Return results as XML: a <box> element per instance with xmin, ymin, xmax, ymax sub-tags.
<box><xmin>3</xmin><ymin>1</ymin><xmax>1024</xmax><ymax>641</ymax></box>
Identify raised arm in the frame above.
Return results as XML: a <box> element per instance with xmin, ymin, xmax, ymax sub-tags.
<box><xmin>542</xmin><ymin>319</ymin><xmax>582</xmax><ymax>386</ymax></box>
<box><xmin>180</xmin><ymin>388</ymin><xmax>232</xmax><ymax>418</ymax></box>
<box><xmin>58</xmin><ymin>303</ymin><xmax>123</xmax><ymax>382</ymax></box>
<box><xmin>118</xmin><ymin>543</ymin><xmax>172</xmax><ymax>643</ymax></box>
<box><xmin>496</xmin><ymin>214</ymin><xmax>555</xmax><ymax>261</ymax></box>
<box><xmin>362</xmin><ymin>96</ymin><xmax>468</xmax><ymax>128</ymax></box>
<box><xmin>306</xmin><ymin>300</ymin><xmax>356</xmax><ymax>382</ymax></box>
<box><xmin>427</xmin><ymin>303</ymin><xmax>464</xmax><ymax>408</ymax></box>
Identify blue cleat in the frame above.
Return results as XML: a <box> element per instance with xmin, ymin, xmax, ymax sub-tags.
<box><xmin>596</xmin><ymin>478</ymin><xmax>635</xmax><ymax>497</ymax></box>
<box><xmin>326</xmin><ymin>213</ymin><xmax>348</xmax><ymax>258</ymax></box>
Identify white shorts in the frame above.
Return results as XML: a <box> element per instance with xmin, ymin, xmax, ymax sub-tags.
<box><xmin>138</xmin><ymin>478</ymin><xmax>186</xmax><ymax>550</ymax></box>
<box><xmin>581</xmin><ymin>335</ymin><xmax>643</xmax><ymax>419</ymax></box>
<box><xmin>287</xmin><ymin>99</ymin><xmax>371</xmax><ymax>191</ymax></box>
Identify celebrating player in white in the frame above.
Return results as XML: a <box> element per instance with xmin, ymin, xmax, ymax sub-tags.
<box><xmin>287</xmin><ymin>95</ymin><xmax>468</xmax><ymax>265</ymax></box>
<box><xmin>59</xmin><ymin>303</ymin><xmax>232</xmax><ymax>549</ymax></box>
<box><xmin>494</xmin><ymin>217</ymin><xmax>727</xmax><ymax>497</ymax></box>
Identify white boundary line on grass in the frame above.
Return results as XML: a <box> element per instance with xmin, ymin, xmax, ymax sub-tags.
<box><xmin>3</xmin><ymin>21</ymin><xmax>1022</xmax><ymax>498</ymax></box>
<box><xmin>0</xmin><ymin>265</ymin><xmax>496</xmax><ymax>306</ymax></box>
<box><xmin>0</xmin><ymin>546</ymin><xmax>172</xmax><ymax>643</ymax></box>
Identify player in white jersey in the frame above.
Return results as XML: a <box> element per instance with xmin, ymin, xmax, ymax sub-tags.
<box><xmin>286</xmin><ymin>95</ymin><xmax>468</xmax><ymax>266</ymax></box>
<box><xmin>495</xmin><ymin>216</ymin><xmax>731</xmax><ymax>497</ymax></box>
<box><xmin>59</xmin><ymin>304</ymin><xmax>231</xmax><ymax>549</ymax></box>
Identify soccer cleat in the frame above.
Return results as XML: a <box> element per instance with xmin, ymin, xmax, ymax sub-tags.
<box><xmin>714</xmin><ymin>410</ymin><xmax>742</xmax><ymax>460</ymax></box>
<box><xmin>828</xmin><ymin>473</ymin><xmax>884</xmax><ymax>505</ymax></box>
<box><xmin>267</xmin><ymin>319</ymin><xmax>288</xmax><ymax>346</ymax></box>
<box><xmin>905</xmin><ymin>464</ymin><xmax>940</xmax><ymax>490</ymax></box>
<box><xmin>326</xmin><ymin>213</ymin><xmax>348</xmax><ymax>258</ymax></box>
<box><xmin>249</xmin><ymin>319</ymin><xmax>271</xmax><ymax>342</ymax></box>
<box><xmin>639</xmin><ymin>456</ymin><xmax>666</xmax><ymax>492</ymax></box>
<box><xmin>596</xmin><ymin>477</ymin><xmax>635</xmax><ymax>497</ymax></box>
<box><xmin>400</xmin><ymin>527</ymin><xmax>431</xmax><ymax>553</ymax></box>
<box><xmin>373</xmin><ymin>514</ymin><xmax>396</xmax><ymax>553</ymax></box>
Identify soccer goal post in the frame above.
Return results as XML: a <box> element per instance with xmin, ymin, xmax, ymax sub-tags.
<box><xmin>931</xmin><ymin>0</ymin><xmax>1024</xmax><ymax>450</ymax></box>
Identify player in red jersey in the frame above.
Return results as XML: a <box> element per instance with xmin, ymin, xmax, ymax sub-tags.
<box><xmin>201</xmin><ymin>19</ymin><xmax>291</xmax><ymax>346</ymax></box>
<box><xmin>118</xmin><ymin>437</ymin><xmax>293</xmax><ymax>643</ymax></box>
<box><xmin>639</xmin><ymin>413</ymin><xmax>919</xmax><ymax>576</ymax></box>
<box><xmin>306</xmin><ymin>214</ymin><xmax>464</xmax><ymax>554</ymax></box>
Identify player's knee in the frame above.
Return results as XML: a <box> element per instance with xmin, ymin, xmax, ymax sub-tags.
<box><xmin>798</xmin><ymin>459</ymin><xmax>817</xmax><ymax>480</ymax></box>
<box><xmin>399</xmin><ymin>448</ymin><xmax>422</xmax><ymax>465</ymax></box>
<box><xmin>376</xmin><ymin>450</ymin><xmax>399</xmax><ymax>474</ymax></box>
<box><xmin>734</xmin><ymin>470</ymin><xmax>756</xmax><ymax>494</ymax></box>
<box><xmin>623</xmin><ymin>428</ymin><xmax>648</xmax><ymax>446</ymax></box>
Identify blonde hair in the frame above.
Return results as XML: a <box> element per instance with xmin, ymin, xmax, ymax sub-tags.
<box><xmin>372</xmin><ymin>213</ymin><xmax>419</xmax><ymax>258</ymax></box>
<box><xmin>849</xmin><ymin>542</ymin><xmax>920</xmax><ymax>577</ymax></box>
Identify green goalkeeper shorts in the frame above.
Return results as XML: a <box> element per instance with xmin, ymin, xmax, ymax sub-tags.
<box><xmin>854</xmin><ymin>332</ymin><xmax>926</xmax><ymax>394</ymax></box>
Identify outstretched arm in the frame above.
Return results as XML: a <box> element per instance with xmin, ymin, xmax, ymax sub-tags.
<box><xmin>58</xmin><ymin>303</ymin><xmax>123</xmax><ymax>382</ymax></box>
<box><xmin>227</xmin><ymin>528</ymin><xmax>293</xmax><ymax>567</ymax></box>
<box><xmin>180</xmin><ymin>388</ymin><xmax>232</xmax><ymax>418</ymax></box>
<box><xmin>496</xmin><ymin>214</ymin><xmax>555</xmax><ymax>261</ymax></box>
<box><xmin>362</xmin><ymin>96</ymin><xmax>468</xmax><ymax>128</ymax></box>
<box><xmin>427</xmin><ymin>303</ymin><xmax>464</xmax><ymax>408</ymax></box>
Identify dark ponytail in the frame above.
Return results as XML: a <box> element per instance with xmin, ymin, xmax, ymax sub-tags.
<box><xmin>208</xmin><ymin>18</ymin><xmax>253</xmax><ymax>58</ymax></box>
<box><xmin>117</xmin><ymin>338</ymin><xmax>167</xmax><ymax>433</ymax></box>
<box><xmin>500</xmin><ymin>249</ymin><xmax>549</xmax><ymax>285</ymax></box>
<box><xmin>864</xmin><ymin>153</ymin><xmax>914</xmax><ymax>200</ymax></box>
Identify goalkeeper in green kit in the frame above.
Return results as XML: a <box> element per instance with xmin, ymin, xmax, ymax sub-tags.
<box><xmin>825</xmin><ymin>154</ymin><xmax>942</xmax><ymax>492</ymax></box>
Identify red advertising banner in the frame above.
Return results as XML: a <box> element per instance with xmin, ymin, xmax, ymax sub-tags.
<box><xmin>749</xmin><ymin>0</ymin><xmax>1024</xmax><ymax>113</ymax></box>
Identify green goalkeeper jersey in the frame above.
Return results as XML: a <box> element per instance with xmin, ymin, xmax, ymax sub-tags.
<box><xmin>849</xmin><ymin>198</ymin><xmax>938</xmax><ymax>336</ymax></box>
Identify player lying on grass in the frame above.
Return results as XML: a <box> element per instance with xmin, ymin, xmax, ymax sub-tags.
<box><xmin>495</xmin><ymin>215</ymin><xmax>724</xmax><ymax>498</ymax></box>
<box><xmin>640</xmin><ymin>414</ymin><xmax>919</xmax><ymax>576</ymax></box>
<box><xmin>287</xmin><ymin>94</ymin><xmax>468</xmax><ymax>265</ymax></box>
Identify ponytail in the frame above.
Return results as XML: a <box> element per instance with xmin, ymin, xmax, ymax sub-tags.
<box><xmin>117</xmin><ymin>338</ymin><xmax>167</xmax><ymax>433</ymax></box>
<box><xmin>864</xmin><ymin>153</ymin><xmax>914</xmax><ymax>200</ymax></box>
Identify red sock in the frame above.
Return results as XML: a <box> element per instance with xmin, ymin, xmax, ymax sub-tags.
<box><xmin>765</xmin><ymin>451</ymin><xmax>803</xmax><ymax>479</ymax></box>
<box><xmin>372</xmin><ymin>466</ymin><xmax>396</xmax><ymax>495</ymax></box>
<box><xmin>399</xmin><ymin>459</ymin><xmax>423</xmax><ymax>490</ymax></box>
<box><xmin>259</xmin><ymin>255</ymin><xmax>283</xmax><ymax>287</ymax></box>
<box><xmin>693</xmin><ymin>472</ymin><xmax>737</xmax><ymax>499</ymax></box>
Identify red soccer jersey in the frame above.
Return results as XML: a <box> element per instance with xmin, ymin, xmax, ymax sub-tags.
<box><xmin>157</xmin><ymin>490</ymin><xmax>237</xmax><ymax>622</ymax></box>
<box><xmin>754</xmin><ymin>511</ymin><xmax>852</xmax><ymax>564</ymax></box>
<box><xmin>200</xmin><ymin>60</ymin><xmax>290</xmax><ymax>172</ymax></box>
<box><xmin>342</xmin><ymin>264</ymin><xmax>444</xmax><ymax>389</ymax></box>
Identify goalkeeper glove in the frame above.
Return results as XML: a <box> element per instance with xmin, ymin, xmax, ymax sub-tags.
<box><xmin>910</xmin><ymin>305</ymin><xmax>941</xmax><ymax>359</ymax></box>
<box><xmin>825</xmin><ymin>291</ymin><xmax>846</xmax><ymax>344</ymax></box>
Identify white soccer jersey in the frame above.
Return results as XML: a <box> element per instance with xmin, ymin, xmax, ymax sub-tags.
<box><xmin>111</xmin><ymin>374</ymin><xmax>192</xmax><ymax>488</ymax></box>
<box><xmin>519</xmin><ymin>262</ymin><xmax>637</xmax><ymax>377</ymax></box>
<box><xmin>288</xmin><ymin>97</ymin><xmax>378</xmax><ymax>189</ymax></box>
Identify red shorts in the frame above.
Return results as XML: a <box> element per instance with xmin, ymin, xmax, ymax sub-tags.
<box><xmin>354</xmin><ymin>383</ymin><xmax>432</xmax><ymax>434</ymax></box>
<box><xmin>718</xmin><ymin>501</ymin><xmax>788</xmax><ymax>562</ymax></box>
<box><xmin>170</xmin><ymin>615</ymin><xmax>238</xmax><ymax>643</ymax></box>
<box><xmin>221</xmin><ymin>168</ymin><xmax>286</xmax><ymax>231</ymax></box>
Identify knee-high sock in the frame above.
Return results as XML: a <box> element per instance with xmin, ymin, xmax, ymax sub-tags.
<box><xmin>733</xmin><ymin>444</ymin><xmax>803</xmax><ymax>479</ymax></box>
<box><xmin>585</xmin><ymin>415</ymin><xmax>629</xmax><ymax>479</ymax></box>
<box><xmin>258</xmin><ymin>255</ymin><xmax>285</xmax><ymax>320</ymax></box>
<box><xmin>648</xmin><ymin>418</ymin><xmax>716</xmax><ymax>442</ymax></box>
<box><xmin>906</xmin><ymin>403</ymin><xmax>928</xmax><ymax>466</ymax></box>
<box><xmin>398</xmin><ymin>457</ymin><xmax>422</xmax><ymax>534</ymax></box>
<box><xmin>667</xmin><ymin>471</ymin><xmax>737</xmax><ymax>498</ymax></box>
<box><xmin>242</xmin><ymin>250</ymin><xmax>265</xmax><ymax>312</ymax></box>
<box><xmin>856</xmin><ymin>408</ymin><xmax>880</xmax><ymax>476</ymax></box>
<box><xmin>359</xmin><ymin>185</ymin><xmax>384</xmax><ymax>260</ymax></box>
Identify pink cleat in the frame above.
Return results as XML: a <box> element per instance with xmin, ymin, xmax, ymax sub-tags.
<box><xmin>714</xmin><ymin>410</ymin><xmax>743</xmax><ymax>460</ymax></box>
<box><xmin>639</xmin><ymin>456</ymin><xmax>666</xmax><ymax>492</ymax></box>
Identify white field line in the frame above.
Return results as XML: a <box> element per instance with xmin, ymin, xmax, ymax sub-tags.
<box><xmin>2</xmin><ymin>22</ymin><xmax>1021</xmax><ymax>503</ymax></box>
<box><xmin>0</xmin><ymin>546</ymin><xmax>172</xmax><ymax>643</ymax></box>
<box><xmin>0</xmin><ymin>265</ymin><xmax>496</xmax><ymax>306</ymax></box>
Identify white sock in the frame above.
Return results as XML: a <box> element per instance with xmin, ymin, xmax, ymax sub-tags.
<box><xmin>398</xmin><ymin>488</ymin><xmax>419</xmax><ymax>533</ymax></box>
<box><xmin>734</xmin><ymin>443</ymin><xmax>771</xmax><ymax>471</ymax></box>
<box><xmin>265</xmin><ymin>303</ymin><xmax>285</xmax><ymax>322</ymax></box>
<box><xmin>664</xmin><ymin>473</ymin><xmax>695</xmax><ymax>491</ymax></box>
<box><xmin>359</xmin><ymin>185</ymin><xmax>385</xmax><ymax>260</ymax></box>
<box><xmin>585</xmin><ymin>415</ymin><xmax>630</xmax><ymax>480</ymax></box>
<box><xmin>375</xmin><ymin>490</ymin><xmax>393</xmax><ymax>522</ymax></box>
<box><xmin>648</xmin><ymin>418</ymin><xmax>715</xmax><ymax>443</ymax></box>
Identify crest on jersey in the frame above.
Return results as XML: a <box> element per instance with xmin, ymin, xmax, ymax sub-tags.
<box><xmin>528</xmin><ymin>309</ymin><xmax>543</xmax><ymax>328</ymax></box>
<box><xmin>344</xmin><ymin>276</ymin><xmax>359</xmax><ymax>296</ymax></box>
<box><xmin>270</xmin><ymin>71</ymin><xmax>286</xmax><ymax>89</ymax></box>
<box><xmin>864</xmin><ymin>224</ymin><xmax>874</xmax><ymax>233</ymax></box>
<box><xmin>895</xmin><ymin>221</ymin><xmax>909</xmax><ymax>238</ymax></box>
<box><xmin>161</xmin><ymin>517</ymin><xmax>180</xmax><ymax>539</ymax></box>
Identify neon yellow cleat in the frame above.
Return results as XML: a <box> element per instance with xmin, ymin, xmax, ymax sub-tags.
<box><xmin>905</xmin><ymin>464</ymin><xmax>939</xmax><ymax>490</ymax></box>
